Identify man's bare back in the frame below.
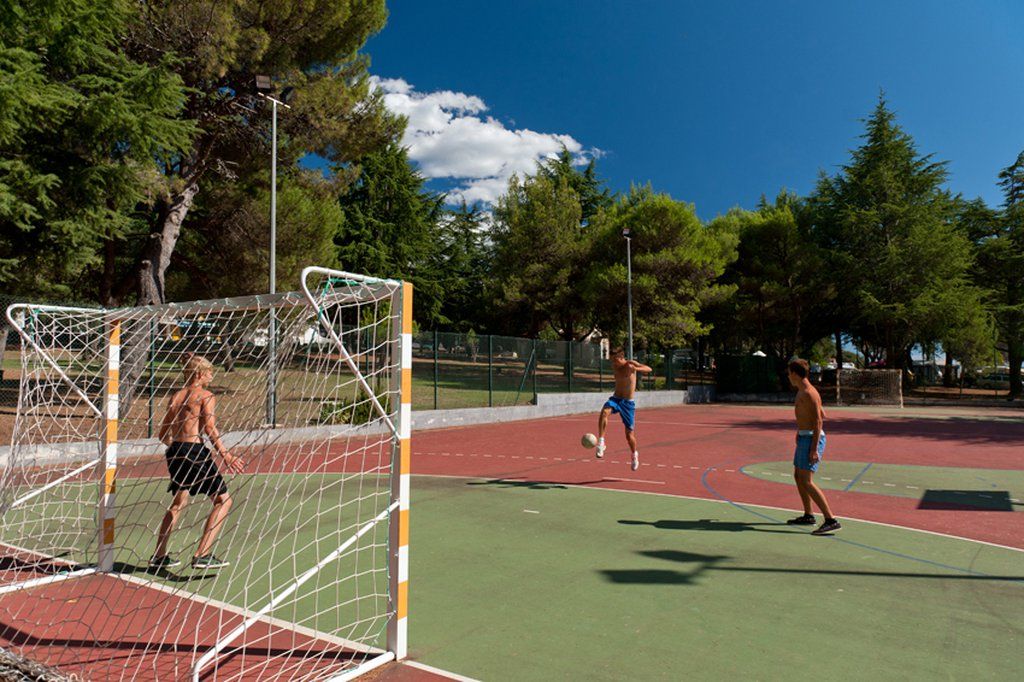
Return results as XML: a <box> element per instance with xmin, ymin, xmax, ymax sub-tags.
<box><xmin>161</xmin><ymin>387</ymin><xmax>215</xmax><ymax>445</ymax></box>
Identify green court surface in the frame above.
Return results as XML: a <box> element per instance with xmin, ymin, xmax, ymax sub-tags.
<box><xmin>409</xmin><ymin>476</ymin><xmax>1023</xmax><ymax>681</ymax></box>
<box><xmin>742</xmin><ymin>461</ymin><xmax>1024</xmax><ymax>510</ymax></box>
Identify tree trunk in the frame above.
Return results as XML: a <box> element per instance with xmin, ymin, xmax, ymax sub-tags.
<box><xmin>1007</xmin><ymin>338</ymin><xmax>1023</xmax><ymax>400</ymax></box>
<box><xmin>833</xmin><ymin>330</ymin><xmax>843</xmax><ymax>368</ymax></box>
<box><xmin>136</xmin><ymin>182</ymin><xmax>200</xmax><ymax>305</ymax></box>
<box><xmin>942</xmin><ymin>352</ymin><xmax>955</xmax><ymax>388</ymax></box>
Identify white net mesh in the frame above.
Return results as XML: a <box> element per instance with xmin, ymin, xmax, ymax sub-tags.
<box><xmin>0</xmin><ymin>270</ymin><xmax>405</xmax><ymax>680</ymax></box>
<box><xmin>836</xmin><ymin>369</ymin><xmax>903</xmax><ymax>407</ymax></box>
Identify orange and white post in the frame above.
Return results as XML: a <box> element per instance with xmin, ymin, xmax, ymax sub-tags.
<box><xmin>98</xmin><ymin>319</ymin><xmax>120</xmax><ymax>572</ymax></box>
<box><xmin>388</xmin><ymin>282</ymin><xmax>412</xmax><ymax>659</ymax></box>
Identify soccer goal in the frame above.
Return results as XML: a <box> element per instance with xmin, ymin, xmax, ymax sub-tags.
<box><xmin>836</xmin><ymin>368</ymin><xmax>903</xmax><ymax>407</ymax></box>
<box><xmin>0</xmin><ymin>267</ymin><xmax>411</xmax><ymax>681</ymax></box>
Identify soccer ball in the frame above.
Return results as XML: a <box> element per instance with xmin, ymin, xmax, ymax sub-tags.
<box><xmin>581</xmin><ymin>433</ymin><xmax>598</xmax><ymax>449</ymax></box>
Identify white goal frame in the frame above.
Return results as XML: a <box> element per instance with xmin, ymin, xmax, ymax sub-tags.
<box><xmin>0</xmin><ymin>266</ymin><xmax>412</xmax><ymax>681</ymax></box>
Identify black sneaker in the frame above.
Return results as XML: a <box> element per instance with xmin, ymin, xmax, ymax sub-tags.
<box><xmin>786</xmin><ymin>514</ymin><xmax>816</xmax><ymax>525</ymax></box>
<box><xmin>812</xmin><ymin>518</ymin><xmax>842</xmax><ymax>535</ymax></box>
<box><xmin>192</xmin><ymin>554</ymin><xmax>229</xmax><ymax>569</ymax></box>
<box><xmin>148</xmin><ymin>555</ymin><xmax>181</xmax><ymax>569</ymax></box>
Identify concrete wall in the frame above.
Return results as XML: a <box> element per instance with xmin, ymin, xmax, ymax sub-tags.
<box><xmin>412</xmin><ymin>388</ymin><xmax>711</xmax><ymax>431</ymax></box>
<box><xmin>716</xmin><ymin>392</ymin><xmax>791</xmax><ymax>404</ymax></box>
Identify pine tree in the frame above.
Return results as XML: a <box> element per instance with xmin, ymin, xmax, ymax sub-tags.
<box><xmin>811</xmin><ymin>95</ymin><xmax>980</xmax><ymax>372</ymax></box>
<box><xmin>335</xmin><ymin>144</ymin><xmax>446</xmax><ymax>326</ymax></box>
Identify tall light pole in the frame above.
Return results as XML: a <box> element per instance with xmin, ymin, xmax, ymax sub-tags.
<box><xmin>623</xmin><ymin>227</ymin><xmax>634</xmax><ymax>361</ymax></box>
<box><xmin>254</xmin><ymin>76</ymin><xmax>292</xmax><ymax>426</ymax></box>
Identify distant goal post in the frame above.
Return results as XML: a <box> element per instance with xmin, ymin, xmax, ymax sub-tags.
<box><xmin>836</xmin><ymin>368</ymin><xmax>903</xmax><ymax>408</ymax></box>
<box><xmin>0</xmin><ymin>266</ymin><xmax>412</xmax><ymax>681</ymax></box>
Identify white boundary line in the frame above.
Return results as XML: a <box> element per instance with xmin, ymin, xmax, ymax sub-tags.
<box><xmin>413</xmin><ymin>474</ymin><xmax>1024</xmax><ymax>555</ymax></box>
<box><xmin>115</xmin><ymin>573</ymin><xmax>384</xmax><ymax>656</ymax></box>
<box><xmin>403</xmin><ymin>660</ymin><xmax>481</xmax><ymax>682</ymax></box>
<box><xmin>0</xmin><ymin>540</ymin><xmax>384</xmax><ymax>657</ymax></box>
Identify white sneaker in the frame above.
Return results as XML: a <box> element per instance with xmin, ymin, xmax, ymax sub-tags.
<box><xmin>631</xmin><ymin>452</ymin><xmax>639</xmax><ymax>471</ymax></box>
<box><xmin>596</xmin><ymin>441</ymin><xmax>605</xmax><ymax>459</ymax></box>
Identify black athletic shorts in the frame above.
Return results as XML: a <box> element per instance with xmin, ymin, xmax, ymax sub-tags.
<box><xmin>165</xmin><ymin>441</ymin><xmax>228</xmax><ymax>497</ymax></box>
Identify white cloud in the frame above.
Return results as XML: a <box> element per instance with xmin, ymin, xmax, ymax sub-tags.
<box><xmin>371</xmin><ymin>76</ymin><xmax>598</xmax><ymax>205</ymax></box>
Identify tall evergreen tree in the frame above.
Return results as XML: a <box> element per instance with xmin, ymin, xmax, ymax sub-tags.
<box><xmin>335</xmin><ymin>144</ymin><xmax>446</xmax><ymax>326</ymax></box>
<box><xmin>0</xmin><ymin>0</ymin><xmax>194</xmax><ymax>300</ymax></box>
<box><xmin>490</xmin><ymin>172</ymin><xmax>588</xmax><ymax>339</ymax></box>
<box><xmin>435</xmin><ymin>201</ymin><xmax>491</xmax><ymax>331</ymax></box>
<box><xmin>586</xmin><ymin>185</ymin><xmax>737</xmax><ymax>350</ymax></box>
<box><xmin>112</xmin><ymin>0</ymin><xmax>402</xmax><ymax>304</ymax></box>
<box><xmin>706</xmin><ymin>192</ymin><xmax>832</xmax><ymax>360</ymax></box>
<box><xmin>965</xmin><ymin>153</ymin><xmax>1024</xmax><ymax>398</ymax></box>
<box><xmin>536</xmin><ymin>148</ymin><xmax>614</xmax><ymax>224</ymax></box>
<box><xmin>811</xmin><ymin>96</ymin><xmax>979</xmax><ymax>373</ymax></box>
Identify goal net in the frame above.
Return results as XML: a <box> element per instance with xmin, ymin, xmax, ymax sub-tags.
<box><xmin>0</xmin><ymin>267</ymin><xmax>411</xmax><ymax>681</ymax></box>
<box><xmin>836</xmin><ymin>368</ymin><xmax>903</xmax><ymax>407</ymax></box>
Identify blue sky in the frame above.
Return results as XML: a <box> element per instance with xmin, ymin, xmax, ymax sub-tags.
<box><xmin>364</xmin><ymin>0</ymin><xmax>1024</xmax><ymax>219</ymax></box>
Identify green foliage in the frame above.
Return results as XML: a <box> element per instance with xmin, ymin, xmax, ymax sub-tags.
<box><xmin>318</xmin><ymin>389</ymin><xmax>391</xmax><ymax>425</ymax></box>
<box><xmin>536</xmin><ymin>148</ymin><xmax>614</xmax><ymax>224</ymax></box>
<box><xmin>435</xmin><ymin>202</ymin><xmax>492</xmax><ymax>332</ymax></box>
<box><xmin>811</xmin><ymin>96</ymin><xmax>980</xmax><ymax>369</ymax></box>
<box><xmin>168</xmin><ymin>171</ymin><xmax>343</xmax><ymax>299</ymax></box>
<box><xmin>706</xmin><ymin>192</ymin><xmax>830</xmax><ymax>359</ymax></box>
<box><xmin>490</xmin><ymin>172</ymin><xmax>588</xmax><ymax>339</ymax></box>
<box><xmin>586</xmin><ymin>185</ymin><xmax>737</xmax><ymax>349</ymax></box>
<box><xmin>965</xmin><ymin>153</ymin><xmax>1024</xmax><ymax>397</ymax></box>
<box><xmin>335</xmin><ymin>144</ymin><xmax>446</xmax><ymax>325</ymax></box>
<box><xmin>0</xmin><ymin>0</ymin><xmax>194</xmax><ymax>297</ymax></box>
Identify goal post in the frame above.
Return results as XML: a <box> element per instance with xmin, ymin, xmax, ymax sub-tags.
<box><xmin>0</xmin><ymin>267</ymin><xmax>412</xmax><ymax>681</ymax></box>
<box><xmin>836</xmin><ymin>368</ymin><xmax>903</xmax><ymax>407</ymax></box>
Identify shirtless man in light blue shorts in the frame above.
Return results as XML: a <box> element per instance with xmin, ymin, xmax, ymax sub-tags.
<box><xmin>786</xmin><ymin>359</ymin><xmax>841</xmax><ymax>535</ymax></box>
<box><xmin>595</xmin><ymin>347</ymin><xmax>652</xmax><ymax>471</ymax></box>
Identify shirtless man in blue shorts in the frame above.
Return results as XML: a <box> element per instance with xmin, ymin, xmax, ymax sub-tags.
<box><xmin>787</xmin><ymin>359</ymin><xmax>841</xmax><ymax>535</ymax></box>
<box><xmin>595</xmin><ymin>347</ymin><xmax>652</xmax><ymax>471</ymax></box>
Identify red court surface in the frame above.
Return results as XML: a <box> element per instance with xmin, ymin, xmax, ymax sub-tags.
<box><xmin>0</xmin><ymin>568</ymin><xmax>460</xmax><ymax>681</ymax></box>
<box><xmin>411</xmin><ymin>404</ymin><xmax>1024</xmax><ymax>550</ymax></box>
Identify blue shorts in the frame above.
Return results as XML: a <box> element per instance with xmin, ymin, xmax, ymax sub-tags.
<box><xmin>604</xmin><ymin>396</ymin><xmax>636</xmax><ymax>431</ymax></box>
<box><xmin>793</xmin><ymin>432</ymin><xmax>826</xmax><ymax>472</ymax></box>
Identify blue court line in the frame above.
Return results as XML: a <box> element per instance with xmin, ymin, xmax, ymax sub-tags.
<box><xmin>843</xmin><ymin>462</ymin><xmax>874</xmax><ymax>492</ymax></box>
<box><xmin>699</xmin><ymin>465</ymin><xmax>1023</xmax><ymax>583</ymax></box>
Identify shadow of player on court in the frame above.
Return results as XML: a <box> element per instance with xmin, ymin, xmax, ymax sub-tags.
<box><xmin>619</xmin><ymin>518</ymin><xmax>798</xmax><ymax>534</ymax></box>
<box><xmin>468</xmin><ymin>478</ymin><xmax>607</xmax><ymax>491</ymax></box>
<box><xmin>601</xmin><ymin>549</ymin><xmax>730</xmax><ymax>585</ymax></box>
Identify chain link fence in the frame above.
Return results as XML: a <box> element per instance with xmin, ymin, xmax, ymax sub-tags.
<box><xmin>412</xmin><ymin>331</ymin><xmax>714</xmax><ymax>410</ymax></box>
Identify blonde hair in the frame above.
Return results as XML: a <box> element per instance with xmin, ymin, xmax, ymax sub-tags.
<box><xmin>183</xmin><ymin>354</ymin><xmax>214</xmax><ymax>383</ymax></box>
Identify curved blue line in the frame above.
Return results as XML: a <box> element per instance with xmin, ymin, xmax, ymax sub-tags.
<box><xmin>699</xmin><ymin>465</ymin><xmax>1022</xmax><ymax>583</ymax></box>
<box><xmin>843</xmin><ymin>462</ymin><xmax>873</xmax><ymax>491</ymax></box>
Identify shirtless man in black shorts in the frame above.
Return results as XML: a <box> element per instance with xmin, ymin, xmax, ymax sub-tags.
<box><xmin>149</xmin><ymin>355</ymin><xmax>244</xmax><ymax>570</ymax></box>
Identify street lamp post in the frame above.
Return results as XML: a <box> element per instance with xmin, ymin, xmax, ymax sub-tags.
<box><xmin>254</xmin><ymin>76</ymin><xmax>292</xmax><ymax>426</ymax></box>
<box><xmin>623</xmin><ymin>227</ymin><xmax>634</xmax><ymax>361</ymax></box>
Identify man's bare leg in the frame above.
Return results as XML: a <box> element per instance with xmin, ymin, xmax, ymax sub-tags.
<box><xmin>797</xmin><ymin>470</ymin><xmax>834</xmax><ymax>519</ymax></box>
<box><xmin>793</xmin><ymin>469</ymin><xmax>813</xmax><ymax>515</ymax></box>
<box><xmin>154</xmin><ymin>490</ymin><xmax>190</xmax><ymax>558</ymax></box>
<box><xmin>596</xmin><ymin>408</ymin><xmax>611</xmax><ymax>458</ymax></box>
<box><xmin>626</xmin><ymin>427</ymin><xmax>639</xmax><ymax>471</ymax></box>
<box><xmin>195</xmin><ymin>493</ymin><xmax>233</xmax><ymax>559</ymax></box>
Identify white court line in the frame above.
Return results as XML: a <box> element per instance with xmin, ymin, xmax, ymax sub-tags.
<box><xmin>403</xmin><ymin>660</ymin><xmax>482</xmax><ymax>682</ymax></box>
<box><xmin>603</xmin><ymin>477</ymin><xmax>665</xmax><ymax>485</ymax></box>
<box><xmin>413</xmin><ymin>474</ymin><xmax>1024</xmax><ymax>555</ymax></box>
<box><xmin>523</xmin><ymin>509</ymin><xmax>540</xmax><ymax>514</ymax></box>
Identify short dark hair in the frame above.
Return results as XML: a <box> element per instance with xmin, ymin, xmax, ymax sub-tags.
<box><xmin>787</xmin><ymin>359</ymin><xmax>810</xmax><ymax>378</ymax></box>
<box><xmin>610</xmin><ymin>346</ymin><xmax>625</xmax><ymax>357</ymax></box>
